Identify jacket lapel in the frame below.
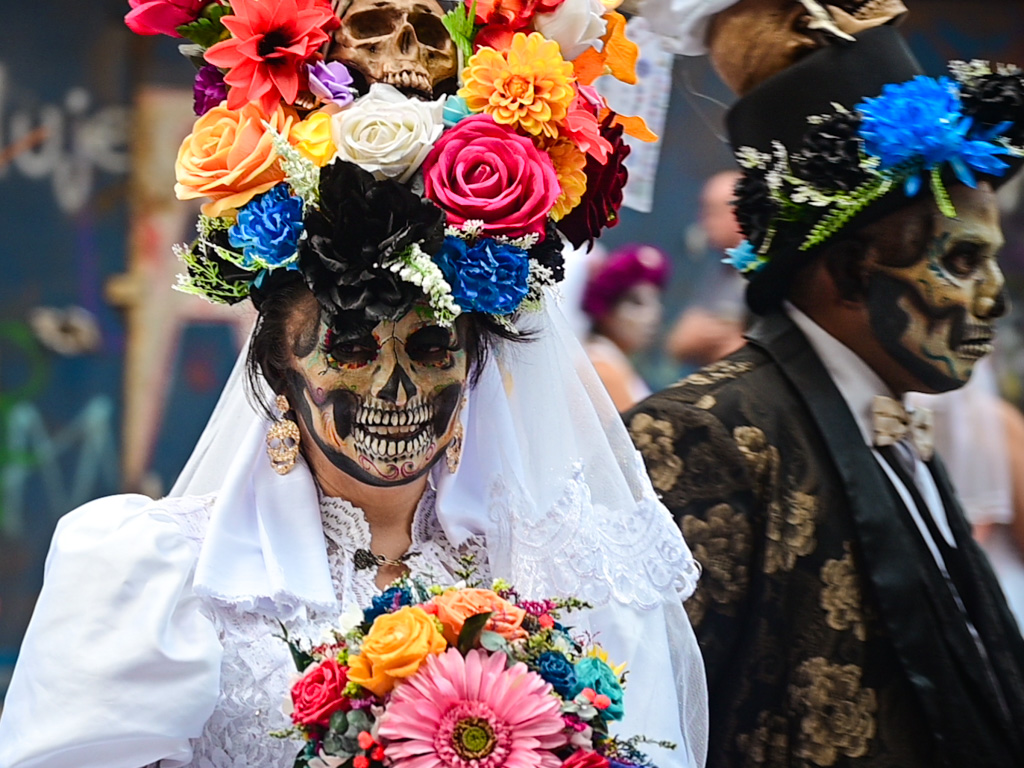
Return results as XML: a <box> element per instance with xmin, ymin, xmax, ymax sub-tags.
<box><xmin>746</xmin><ymin>312</ymin><xmax>1019</xmax><ymax>756</ymax></box>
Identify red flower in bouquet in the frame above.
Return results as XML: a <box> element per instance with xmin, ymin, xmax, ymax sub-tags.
<box><xmin>125</xmin><ymin>0</ymin><xmax>212</xmax><ymax>37</ymax></box>
<box><xmin>561</xmin><ymin>749</ymin><xmax>611</xmax><ymax>768</ymax></box>
<box><xmin>469</xmin><ymin>0</ymin><xmax>565</xmax><ymax>29</ymax></box>
<box><xmin>290</xmin><ymin>658</ymin><xmax>351</xmax><ymax>727</ymax></box>
<box><xmin>556</xmin><ymin>111</ymin><xmax>630</xmax><ymax>248</ymax></box>
<box><xmin>379</xmin><ymin>648</ymin><xmax>568</xmax><ymax>768</ymax></box>
<box><xmin>204</xmin><ymin>0</ymin><xmax>340</xmax><ymax>114</ymax></box>
<box><xmin>422</xmin><ymin>114</ymin><xmax>560</xmax><ymax>240</ymax></box>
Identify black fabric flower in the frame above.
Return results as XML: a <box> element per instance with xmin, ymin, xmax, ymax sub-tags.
<box><xmin>299</xmin><ymin>160</ymin><xmax>446</xmax><ymax>329</ymax></box>
<box><xmin>961</xmin><ymin>71</ymin><xmax>1024</xmax><ymax>145</ymax></box>
<box><xmin>790</xmin><ymin>112</ymin><xmax>870</xmax><ymax>192</ymax></box>
<box><xmin>733</xmin><ymin>171</ymin><xmax>777</xmax><ymax>248</ymax></box>
<box><xmin>529</xmin><ymin>219</ymin><xmax>566</xmax><ymax>285</ymax></box>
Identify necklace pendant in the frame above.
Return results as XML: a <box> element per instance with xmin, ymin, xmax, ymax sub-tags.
<box><xmin>353</xmin><ymin>548</ymin><xmax>380</xmax><ymax>570</ymax></box>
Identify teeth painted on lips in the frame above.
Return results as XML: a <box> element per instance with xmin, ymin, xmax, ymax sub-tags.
<box><xmin>353</xmin><ymin>426</ymin><xmax>433</xmax><ymax>461</ymax></box>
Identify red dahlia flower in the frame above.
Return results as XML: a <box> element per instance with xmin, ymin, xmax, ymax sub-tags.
<box><xmin>557</xmin><ymin>112</ymin><xmax>630</xmax><ymax>248</ymax></box>
<box><xmin>204</xmin><ymin>0</ymin><xmax>340</xmax><ymax>114</ymax></box>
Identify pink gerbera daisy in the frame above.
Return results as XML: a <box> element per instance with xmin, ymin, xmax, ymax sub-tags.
<box><xmin>378</xmin><ymin>648</ymin><xmax>569</xmax><ymax>768</ymax></box>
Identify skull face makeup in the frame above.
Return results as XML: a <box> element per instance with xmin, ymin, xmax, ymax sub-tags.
<box><xmin>285</xmin><ymin>305</ymin><xmax>468</xmax><ymax>486</ymax></box>
<box><xmin>329</xmin><ymin>0</ymin><xmax>457</xmax><ymax>98</ymax></box>
<box><xmin>706</xmin><ymin>0</ymin><xmax>908</xmax><ymax>95</ymax></box>
<box><xmin>864</xmin><ymin>183</ymin><xmax>1007</xmax><ymax>394</ymax></box>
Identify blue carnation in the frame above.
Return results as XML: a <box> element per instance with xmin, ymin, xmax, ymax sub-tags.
<box><xmin>572</xmin><ymin>657</ymin><xmax>625</xmax><ymax>721</ymax></box>
<box><xmin>536</xmin><ymin>651</ymin><xmax>578</xmax><ymax>697</ymax></box>
<box><xmin>723</xmin><ymin>240</ymin><xmax>765</xmax><ymax>274</ymax></box>
<box><xmin>362</xmin><ymin>586</ymin><xmax>413</xmax><ymax>626</ymax></box>
<box><xmin>857</xmin><ymin>75</ymin><xmax>1010</xmax><ymax>194</ymax></box>
<box><xmin>433</xmin><ymin>236</ymin><xmax>530</xmax><ymax>315</ymax></box>
<box><xmin>229</xmin><ymin>184</ymin><xmax>304</xmax><ymax>268</ymax></box>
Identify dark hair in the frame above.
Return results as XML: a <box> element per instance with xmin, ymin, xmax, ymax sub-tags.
<box><xmin>245</xmin><ymin>282</ymin><xmax>523</xmax><ymax>420</ymax></box>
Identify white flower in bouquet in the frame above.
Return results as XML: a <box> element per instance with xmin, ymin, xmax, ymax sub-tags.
<box><xmin>533</xmin><ymin>0</ymin><xmax>607</xmax><ymax>61</ymax></box>
<box><xmin>330</xmin><ymin>83</ymin><xmax>446</xmax><ymax>183</ymax></box>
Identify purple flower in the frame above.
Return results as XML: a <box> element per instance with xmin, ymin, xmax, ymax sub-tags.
<box><xmin>193</xmin><ymin>64</ymin><xmax>227</xmax><ymax>116</ymax></box>
<box><xmin>307</xmin><ymin>61</ymin><xmax>354</xmax><ymax>107</ymax></box>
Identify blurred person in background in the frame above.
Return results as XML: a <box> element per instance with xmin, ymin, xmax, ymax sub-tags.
<box><xmin>665</xmin><ymin>170</ymin><xmax>748</xmax><ymax>367</ymax></box>
<box><xmin>583</xmin><ymin>243</ymin><xmax>671</xmax><ymax>411</ymax></box>
<box><xmin>910</xmin><ymin>358</ymin><xmax>1024</xmax><ymax>628</ymax></box>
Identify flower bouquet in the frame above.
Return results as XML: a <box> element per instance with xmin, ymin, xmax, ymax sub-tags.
<box><xmin>274</xmin><ymin>580</ymin><xmax>670</xmax><ymax>768</ymax></box>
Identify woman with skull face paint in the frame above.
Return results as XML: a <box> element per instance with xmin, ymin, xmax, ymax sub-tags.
<box><xmin>627</xmin><ymin>11</ymin><xmax>1024</xmax><ymax>768</ymax></box>
<box><xmin>0</xmin><ymin>2</ymin><xmax>708</xmax><ymax>767</ymax></box>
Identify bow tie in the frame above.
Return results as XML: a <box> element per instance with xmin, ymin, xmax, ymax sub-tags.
<box><xmin>872</xmin><ymin>395</ymin><xmax>934</xmax><ymax>461</ymax></box>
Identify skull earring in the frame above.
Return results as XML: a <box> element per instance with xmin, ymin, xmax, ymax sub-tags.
<box><xmin>267</xmin><ymin>394</ymin><xmax>301</xmax><ymax>475</ymax></box>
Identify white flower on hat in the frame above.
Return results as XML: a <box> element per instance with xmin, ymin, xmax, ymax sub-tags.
<box><xmin>533</xmin><ymin>0</ymin><xmax>607</xmax><ymax>61</ymax></box>
<box><xmin>330</xmin><ymin>83</ymin><xmax>445</xmax><ymax>183</ymax></box>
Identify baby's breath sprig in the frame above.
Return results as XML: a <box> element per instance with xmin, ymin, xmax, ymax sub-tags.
<box><xmin>386</xmin><ymin>243</ymin><xmax>462</xmax><ymax>326</ymax></box>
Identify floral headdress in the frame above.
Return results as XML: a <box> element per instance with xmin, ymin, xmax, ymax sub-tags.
<box><xmin>124</xmin><ymin>0</ymin><xmax>652</xmax><ymax>328</ymax></box>
<box><xmin>720</xmin><ymin>27</ymin><xmax>1024</xmax><ymax>313</ymax></box>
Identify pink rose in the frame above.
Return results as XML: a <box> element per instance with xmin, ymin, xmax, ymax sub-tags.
<box><xmin>422</xmin><ymin>114</ymin><xmax>560</xmax><ymax>240</ymax></box>
<box><xmin>125</xmin><ymin>0</ymin><xmax>210</xmax><ymax>37</ymax></box>
<box><xmin>561</xmin><ymin>750</ymin><xmax>611</xmax><ymax>768</ymax></box>
<box><xmin>290</xmin><ymin>658</ymin><xmax>351</xmax><ymax>728</ymax></box>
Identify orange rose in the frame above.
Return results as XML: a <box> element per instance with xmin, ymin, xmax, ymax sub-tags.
<box><xmin>347</xmin><ymin>606</ymin><xmax>446</xmax><ymax>697</ymax></box>
<box><xmin>431</xmin><ymin>588</ymin><xmax>528</xmax><ymax>646</ymax></box>
<box><xmin>174</xmin><ymin>101</ymin><xmax>298</xmax><ymax>218</ymax></box>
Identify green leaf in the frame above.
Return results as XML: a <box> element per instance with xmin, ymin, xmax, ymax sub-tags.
<box><xmin>177</xmin><ymin>3</ymin><xmax>232</xmax><ymax>49</ymax></box>
<box><xmin>442</xmin><ymin>0</ymin><xmax>477</xmax><ymax>61</ymax></box>
<box><xmin>478</xmin><ymin>630</ymin><xmax>509</xmax><ymax>653</ymax></box>
<box><xmin>276</xmin><ymin>619</ymin><xmax>316</xmax><ymax>672</ymax></box>
<box><xmin>456</xmin><ymin>611</ymin><xmax>492</xmax><ymax>655</ymax></box>
<box><xmin>345</xmin><ymin>708</ymin><xmax>373</xmax><ymax>737</ymax></box>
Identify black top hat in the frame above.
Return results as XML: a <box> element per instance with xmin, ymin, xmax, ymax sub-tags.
<box><xmin>725</xmin><ymin>26</ymin><xmax>1024</xmax><ymax>314</ymax></box>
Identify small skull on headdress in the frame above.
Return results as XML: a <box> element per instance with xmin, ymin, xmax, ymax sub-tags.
<box><xmin>328</xmin><ymin>0</ymin><xmax>458</xmax><ymax>99</ymax></box>
<box><xmin>707</xmin><ymin>0</ymin><xmax>908</xmax><ymax>95</ymax></box>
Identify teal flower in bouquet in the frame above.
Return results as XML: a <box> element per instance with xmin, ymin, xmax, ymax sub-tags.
<box><xmin>573</xmin><ymin>657</ymin><xmax>625</xmax><ymax>721</ymax></box>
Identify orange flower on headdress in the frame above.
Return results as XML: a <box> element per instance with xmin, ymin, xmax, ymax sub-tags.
<box><xmin>543</xmin><ymin>137</ymin><xmax>587</xmax><ymax>220</ymax></box>
<box><xmin>174</xmin><ymin>101</ymin><xmax>298</xmax><ymax>217</ymax></box>
<box><xmin>459</xmin><ymin>32</ymin><xmax>575</xmax><ymax>139</ymax></box>
<box><xmin>204</xmin><ymin>0</ymin><xmax>339</xmax><ymax>114</ymax></box>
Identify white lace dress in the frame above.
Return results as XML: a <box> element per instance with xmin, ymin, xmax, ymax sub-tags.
<box><xmin>0</xmin><ymin>489</ymin><xmax>488</xmax><ymax>768</ymax></box>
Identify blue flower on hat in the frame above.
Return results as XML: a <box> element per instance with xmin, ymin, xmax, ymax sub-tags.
<box><xmin>229</xmin><ymin>184</ymin><xmax>304</xmax><ymax>270</ymax></box>
<box><xmin>723</xmin><ymin>240</ymin><xmax>765</xmax><ymax>274</ymax></box>
<box><xmin>433</xmin><ymin>236</ymin><xmax>530</xmax><ymax>315</ymax></box>
<box><xmin>857</xmin><ymin>75</ymin><xmax>1011</xmax><ymax>196</ymax></box>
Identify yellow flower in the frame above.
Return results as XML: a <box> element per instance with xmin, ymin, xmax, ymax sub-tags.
<box><xmin>585</xmin><ymin>645</ymin><xmax>628</xmax><ymax>677</ymax></box>
<box><xmin>459</xmin><ymin>32</ymin><xmax>575</xmax><ymax>139</ymax></box>
<box><xmin>543</xmin><ymin>137</ymin><xmax>587</xmax><ymax>220</ymax></box>
<box><xmin>291</xmin><ymin>110</ymin><xmax>337</xmax><ymax>167</ymax></box>
<box><xmin>347</xmin><ymin>606</ymin><xmax>446</xmax><ymax>697</ymax></box>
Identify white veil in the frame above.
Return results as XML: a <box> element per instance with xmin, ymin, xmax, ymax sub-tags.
<box><xmin>170</xmin><ymin>294</ymin><xmax>707</xmax><ymax>767</ymax></box>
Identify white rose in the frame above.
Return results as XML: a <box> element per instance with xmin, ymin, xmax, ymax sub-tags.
<box><xmin>330</xmin><ymin>83</ymin><xmax>445</xmax><ymax>183</ymax></box>
<box><xmin>533</xmin><ymin>0</ymin><xmax>607</xmax><ymax>61</ymax></box>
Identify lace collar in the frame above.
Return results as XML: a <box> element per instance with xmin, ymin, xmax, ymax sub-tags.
<box><xmin>319</xmin><ymin>486</ymin><xmax>438</xmax><ymax>556</ymax></box>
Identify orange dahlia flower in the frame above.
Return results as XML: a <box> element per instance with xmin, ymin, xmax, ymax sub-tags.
<box><xmin>542</xmin><ymin>137</ymin><xmax>587</xmax><ymax>220</ymax></box>
<box><xmin>204</xmin><ymin>0</ymin><xmax>339</xmax><ymax>114</ymax></box>
<box><xmin>459</xmin><ymin>32</ymin><xmax>575</xmax><ymax>139</ymax></box>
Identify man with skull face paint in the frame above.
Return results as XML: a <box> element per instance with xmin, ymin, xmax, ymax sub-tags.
<box><xmin>0</xmin><ymin>2</ymin><xmax>710</xmax><ymax>766</ymax></box>
<box><xmin>628</xmin><ymin>12</ymin><xmax>1024</xmax><ymax>768</ymax></box>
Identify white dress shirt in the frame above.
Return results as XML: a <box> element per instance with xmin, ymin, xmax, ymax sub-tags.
<box><xmin>784</xmin><ymin>303</ymin><xmax>958</xmax><ymax>571</ymax></box>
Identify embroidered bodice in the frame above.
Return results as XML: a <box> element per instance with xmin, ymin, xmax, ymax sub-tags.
<box><xmin>176</xmin><ymin>490</ymin><xmax>488</xmax><ymax>768</ymax></box>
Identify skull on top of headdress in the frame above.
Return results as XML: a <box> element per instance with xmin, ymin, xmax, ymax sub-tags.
<box><xmin>707</xmin><ymin>0</ymin><xmax>908</xmax><ymax>95</ymax></box>
<box><xmin>328</xmin><ymin>0</ymin><xmax>457</xmax><ymax>99</ymax></box>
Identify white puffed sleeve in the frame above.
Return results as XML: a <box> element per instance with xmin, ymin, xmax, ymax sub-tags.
<box><xmin>0</xmin><ymin>494</ymin><xmax>223</xmax><ymax>768</ymax></box>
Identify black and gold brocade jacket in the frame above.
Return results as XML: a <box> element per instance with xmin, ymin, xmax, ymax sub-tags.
<box><xmin>626</xmin><ymin>312</ymin><xmax>1024</xmax><ymax>768</ymax></box>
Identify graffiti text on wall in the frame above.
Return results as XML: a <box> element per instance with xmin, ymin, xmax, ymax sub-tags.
<box><xmin>0</xmin><ymin>64</ymin><xmax>130</xmax><ymax>214</ymax></box>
